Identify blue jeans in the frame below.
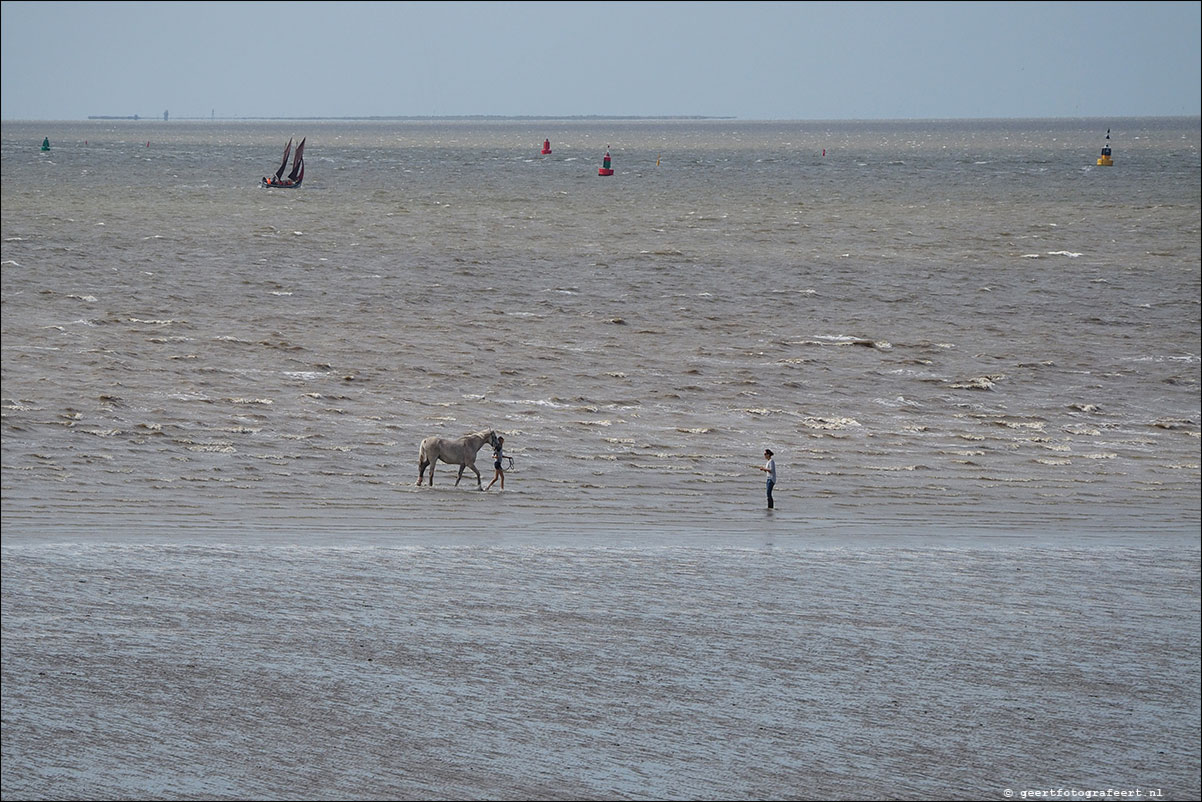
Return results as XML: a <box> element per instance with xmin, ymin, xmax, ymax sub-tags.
<box><xmin>766</xmin><ymin>479</ymin><xmax>775</xmax><ymax>508</ymax></box>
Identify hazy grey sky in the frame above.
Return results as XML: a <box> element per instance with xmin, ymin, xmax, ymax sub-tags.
<box><xmin>2</xmin><ymin>1</ymin><xmax>1198</xmax><ymax>121</ymax></box>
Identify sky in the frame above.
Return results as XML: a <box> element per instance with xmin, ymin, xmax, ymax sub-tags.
<box><xmin>2</xmin><ymin>1</ymin><xmax>1199</xmax><ymax>121</ymax></box>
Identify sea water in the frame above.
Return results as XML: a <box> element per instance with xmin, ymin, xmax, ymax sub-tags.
<box><xmin>2</xmin><ymin>117</ymin><xmax>1200</xmax><ymax>801</ymax></box>
<box><xmin>3</xmin><ymin>117</ymin><xmax>1198</xmax><ymax>536</ymax></box>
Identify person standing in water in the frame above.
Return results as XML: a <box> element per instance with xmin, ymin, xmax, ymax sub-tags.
<box><xmin>759</xmin><ymin>449</ymin><xmax>776</xmax><ymax>509</ymax></box>
<box><xmin>486</xmin><ymin>435</ymin><xmax>506</xmax><ymax>491</ymax></box>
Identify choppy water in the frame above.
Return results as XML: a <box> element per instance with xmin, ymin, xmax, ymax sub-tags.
<box><xmin>3</xmin><ymin>118</ymin><xmax>1201</xmax><ymax>802</ymax></box>
<box><xmin>2</xmin><ymin>117</ymin><xmax>1199</xmax><ymax>536</ymax></box>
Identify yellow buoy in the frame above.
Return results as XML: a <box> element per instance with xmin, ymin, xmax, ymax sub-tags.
<box><xmin>1096</xmin><ymin>129</ymin><xmax>1113</xmax><ymax>166</ymax></box>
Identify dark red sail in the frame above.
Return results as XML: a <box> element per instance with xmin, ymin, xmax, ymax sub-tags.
<box><xmin>287</xmin><ymin>138</ymin><xmax>305</xmax><ymax>183</ymax></box>
<box><xmin>274</xmin><ymin>138</ymin><xmax>293</xmax><ymax>181</ymax></box>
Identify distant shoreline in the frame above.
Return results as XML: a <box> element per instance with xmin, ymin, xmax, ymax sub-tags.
<box><xmin>86</xmin><ymin>115</ymin><xmax>737</xmax><ymax>122</ymax></box>
<box><xmin>7</xmin><ymin>113</ymin><xmax>1188</xmax><ymax>124</ymax></box>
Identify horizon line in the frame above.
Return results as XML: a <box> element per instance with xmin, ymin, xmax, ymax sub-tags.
<box><xmin>4</xmin><ymin>113</ymin><xmax>1198</xmax><ymax>124</ymax></box>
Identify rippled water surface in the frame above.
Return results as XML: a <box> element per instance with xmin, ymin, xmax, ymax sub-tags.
<box><xmin>3</xmin><ymin>117</ymin><xmax>1201</xmax><ymax>802</ymax></box>
<box><xmin>2</xmin><ymin>117</ymin><xmax>1199</xmax><ymax>535</ymax></box>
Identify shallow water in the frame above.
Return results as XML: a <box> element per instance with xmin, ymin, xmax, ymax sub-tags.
<box><xmin>2</xmin><ymin>539</ymin><xmax>1199</xmax><ymax>800</ymax></box>
<box><xmin>2</xmin><ymin>117</ymin><xmax>1200</xmax><ymax>801</ymax></box>
<box><xmin>3</xmin><ymin>117</ymin><xmax>1200</xmax><ymax>536</ymax></box>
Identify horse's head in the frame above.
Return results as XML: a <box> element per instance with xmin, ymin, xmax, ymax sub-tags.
<box><xmin>487</xmin><ymin>430</ymin><xmax>500</xmax><ymax>449</ymax></box>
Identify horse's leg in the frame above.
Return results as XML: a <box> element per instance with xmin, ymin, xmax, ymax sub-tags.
<box><xmin>469</xmin><ymin>460</ymin><xmax>483</xmax><ymax>489</ymax></box>
<box><xmin>455</xmin><ymin>463</ymin><xmax>465</xmax><ymax>486</ymax></box>
<box><xmin>418</xmin><ymin>457</ymin><xmax>428</xmax><ymax>486</ymax></box>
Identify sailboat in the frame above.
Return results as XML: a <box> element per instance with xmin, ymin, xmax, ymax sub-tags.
<box><xmin>261</xmin><ymin>137</ymin><xmax>305</xmax><ymax>187</ymax></box>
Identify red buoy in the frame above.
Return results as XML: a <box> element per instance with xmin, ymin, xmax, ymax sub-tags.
<box><xmin>541</xmin><ymin>138</ymin><xmax>552</xmax><ymax>155</ymax></box>
<box><xmin>598</xmin><ymin>149</ymin><xmax>613</xmax><ymax>176</ymax></box>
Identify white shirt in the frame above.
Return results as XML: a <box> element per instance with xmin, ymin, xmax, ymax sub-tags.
<box><xmin>764</xmin><ymin>458</ymin><xmax>776</xmax><ymax>482</ymax></box>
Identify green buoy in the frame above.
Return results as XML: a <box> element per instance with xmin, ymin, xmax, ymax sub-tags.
<box><xmin>41</xmin><ymin>137</ymin><xmax>50</xmax><ymax>151</ymax></box>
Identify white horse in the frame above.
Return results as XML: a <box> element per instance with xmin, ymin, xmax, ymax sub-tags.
<box><xmin>417</xmin><ymin>429</ymin><xmax>499</xmax><ymax>489</ymax></box>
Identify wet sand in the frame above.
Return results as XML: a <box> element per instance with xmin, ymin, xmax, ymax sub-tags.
<box><xmin>2</xmin><ymin>517</ymin><xmax>1199</xmax><ymax>801</ymax></box>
